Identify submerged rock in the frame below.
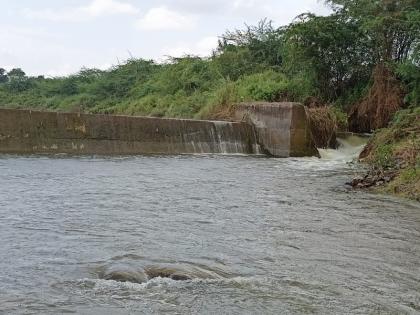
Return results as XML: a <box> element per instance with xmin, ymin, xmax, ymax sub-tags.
<box><xmin>101</xmin><ymin>265</ymin><xmax>148</xmax><ymax>284</ymax></box>
<box><xmin>144</xmin><ymin>264</ymin><xmax>226</xmax><ymax>281</ymax></box>
<box><xmin>98</xmin><ymin>262</ymin><xmax>228</xmax><ymax>284</ymax></box>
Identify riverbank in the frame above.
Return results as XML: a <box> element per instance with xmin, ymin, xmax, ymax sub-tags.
<box><xmin>351</xmin><ymin>107</ymin><xmax>419</xmax><ymax>201</ymax></box>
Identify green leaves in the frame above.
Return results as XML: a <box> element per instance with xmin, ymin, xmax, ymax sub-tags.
<box><xmin>283</xmin><ymin>13</ymin><xmax>373</xmax><ymax>101</ymax></box>
<box><xmin>215</xmin><ymin>19</ymin><xmax>284</xmax><ymax>80</ymax></box>
<box><xmin>0</xmin><ymin>68</ymin><xmax>8</xmax><ymax>84</ymax></box>
<box><xmin>326</xmin><ymin>0</ymin><xmax>420</xmax><ymax>63</ymax></box>
<box><xmin>0</xmin><ymin>2</ymin><xmax>418</xmax><ymax>118</ymax></box>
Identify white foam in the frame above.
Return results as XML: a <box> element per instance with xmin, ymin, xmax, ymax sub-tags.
<box><xmin>319</xmin><ymin>137</ymin><xmax>367</xmax><ymax>163</ymax></box>
<box><xmin>74</xmin><ymin>275</ymin><xmax>263</xmax><ymax>293</ymax></box>
<box><xmin>280</xmin><ymin>136</ymin><xmax>368</xmax><ymax>172</ymax></box>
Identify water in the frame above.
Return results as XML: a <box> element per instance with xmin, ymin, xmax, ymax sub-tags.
<box><xmin>1</xmin><ymin>147</ymin><xmax>419</xmax><ymax>314</ymax></box>
<box><xmin>318</xmin><ymin>136</ymin><xmax>368</xmax><ymax>163</ymax></box>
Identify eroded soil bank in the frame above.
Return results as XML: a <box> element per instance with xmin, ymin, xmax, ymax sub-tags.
<box><xmin>350</xmin><ymin>107</ymin><xmax>419</xmax><ymax>201</ymax></box>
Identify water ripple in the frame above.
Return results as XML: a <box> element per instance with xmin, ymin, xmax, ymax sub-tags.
<box><xmin>0</xmin><ymin>154</ymin><xmax>419</xmax><ymax>314</ymax></box>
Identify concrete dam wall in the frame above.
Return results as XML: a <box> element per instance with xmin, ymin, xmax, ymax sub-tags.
<box><xmin>0</xmin><ymin>109</ymin><xmax>257</xmax><ymax>155</ymax></box>
<box><xmin>235</xmin><ymin>102</ymin><xmax>318</xmax><ymax>157</ymax></box>
<box><xmin>0</xmin><ymin>103</ymin><xmax>318</xmax><ymax>157</ymax></box>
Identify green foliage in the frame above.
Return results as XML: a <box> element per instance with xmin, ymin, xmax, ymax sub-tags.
<box><xmin>214</xmin><ymin>81</ymin><xmax>239</xmax><ymax>107</ymax></box>
<box><xmin>0</xmin><ymin>68</ymin><xmax>7</xmax><ymax>84</ymax></box>
<box><xmin>212</xmin><ymin>47</ymin><xmax>259</xmax><ymax>81</ymax></box>
<box><xmin>334</xmin><ymin>82</ymin><xmax>371</xmax><ymax>109</ymax></box>
<box><xmin>368</xmin><ymin>106</ymin><xmax>419</xmax><ymax>169</ymax></box>
<box><xmin>88</xmin><ymin>59</ymin><xmax>157</xmax><ymax>100</ymax></box>
<box><xmin>236</xmin><ymin>71</ymin><xmax>287</xmax><ymax>102</ymax></box>
<box><xmin>325</xmin><ymin>0</ymin><xmax>420</xmax><ymax>63</ymax></box>
<box><xmin>57</xmin><ymin>77</ymin><xmax>79</xmax><ymax>96</ymax></box>
<box><xmin>391</xmin><ymin>106</ymin><xmax>420</xmax><ymax>131</ymax></box>
<box><xmin>397</xmin><ymin>61</ymin><xmax>420</xmax><ymax>106</ymax></box>
<box><xmin>373</xmin><ymin>143</ymin><xmax>395</xmax><ymax>168</ymax></box>
<box><xmin>5</xmin><ymin>68</ymin><xmax>34</xmax><ymax>92</ymax></box>
<box><xmin>366</xmin><ymin>106</ymin><xmax>420</xmax><ymax>200</ymax></box>
<box><xmin>235</xmin><ymin>70</ymin><xmax>313</xmax><ymax>102</ymax></box>
<box><xmin>0</xmin><ymin>1</ymin><xmax>418</xmax><ymax>118</ymax></box>
<box><xmin>330</xmin><ymin>106</ymin><xmax>348</xmax><ymax>131</ymax></box>
<box><xmin>216</xmin><ymin>19</ymin><xmax>284</xmax><ymax>76</ymax></box>
<box><xmin>399</xmin><ymin>167</ymin><xmax>418</xmax><ymax>182</ymax></box>
<box><xmin>283</xmin><ymin>13</ymin><xmax>373</xmax><ymax>101</ymax></box>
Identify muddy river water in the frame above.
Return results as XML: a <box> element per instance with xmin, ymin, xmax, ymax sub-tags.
<box><xmin>0</xmin><ymin>143</ymin><xmax>419</xmax><ymax>314</ymax></box>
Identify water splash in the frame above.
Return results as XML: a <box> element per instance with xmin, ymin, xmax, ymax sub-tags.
<box><xmin>318</xmin><ymin>135</ymin><xmax>369</xmax><ymax>163</ymax></box>
<box><xmin>284</xmin><ymin>134</ymin><xmax>370</xmax><ymax>172</ymax></box>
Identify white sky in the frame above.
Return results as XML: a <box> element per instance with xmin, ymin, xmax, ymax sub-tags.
<box><xmin>0</xmin><ymin>0</ymin><xmax>331</xmax><ymax>76</ymax></box>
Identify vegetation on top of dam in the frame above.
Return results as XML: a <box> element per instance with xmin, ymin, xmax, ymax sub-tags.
<box><xmin>0</xmin><ymin>0</ymin><xmax>419</xmax><ymax>199</ymax></box>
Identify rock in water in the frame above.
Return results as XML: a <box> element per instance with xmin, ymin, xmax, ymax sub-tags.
<box><xmin>102</xmin><ymin>265</ymin><xmax>148</xmax><ymax>284</ymax></box>
<box><xmin>348</xmin><ymin>170</ymin><xmax>396</xmax><ymax>189</ymax></box>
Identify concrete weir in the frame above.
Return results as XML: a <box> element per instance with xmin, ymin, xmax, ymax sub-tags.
<box><xmin>235</xmin><ymin>102</ymin><xmax>319</xmax><ymax>157</ymax></box>
<box><xmin>0</xmin><ymin>103</ymin><xmax>318</xmax><ymax>157</ymax></box>
<box><xmin>0</xmin><ymin>109</ymin><xmax>257</xmax><ymax>155</ymax></box>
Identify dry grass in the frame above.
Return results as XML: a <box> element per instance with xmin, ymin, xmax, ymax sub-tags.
<box><xmin>205</xmin><ymin>103</ymin><xmax>237</xmax><ymax>121</ymax></box>
<box><xmin>307</xmin><ymin>107</ymin><xmax>338</xmax><ymax>148</ymax></box>
<box><xmin>349</xmin><ymin>64</ymin><xmax>405</xmax><ymax>133</ymax></box>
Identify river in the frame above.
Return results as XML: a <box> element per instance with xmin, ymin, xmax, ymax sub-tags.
<box><xmin>1</xmin><ymin>143</ymin><xmax>419</xmax><ymax>314</ymax></box>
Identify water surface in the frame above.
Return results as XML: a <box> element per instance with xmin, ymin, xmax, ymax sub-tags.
<box><xmin>0</xmin><ymin>152</ymin><xmax>419</xmax><ymax>314</ymax></box>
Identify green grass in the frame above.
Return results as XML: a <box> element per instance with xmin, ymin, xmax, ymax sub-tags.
<box><xmin>363</xmin><ymin>107</ymin><xmax>420</xmax><ymax>200</ymax></box>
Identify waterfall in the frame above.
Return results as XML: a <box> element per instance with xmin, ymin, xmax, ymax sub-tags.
<box><xmin>318</xmin><ymin>135</ymin><xmax>369</xmax><ymax>162</ymax></box>
<box><xmin>212</xmin><ymin>121</ymin><xmax>255</xmax><ymax>154</ymax></box>
<box><xmin>213</xmin><ymin>121</ymin><xmax>230</xmax><ymax>154</ymax></box>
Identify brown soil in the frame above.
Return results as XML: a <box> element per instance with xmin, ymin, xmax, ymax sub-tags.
<box><xmin>348</xmin><ymin>64</ymin><xmax>405</xmax><ymax>133</ymax></box>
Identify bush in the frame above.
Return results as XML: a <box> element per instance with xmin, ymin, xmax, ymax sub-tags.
<box><xmin>373</xmin><ymin>144</ymin><xmax>395</xmax><ymax>169</ymax></box>
<box><xmin>330</xmin><ymin>106</ymin><xmax>348</xmax><ymax>131</ymax></box>
<box><xmin>237</xmin><ymin>70</ymin><xmax>301</xmax><ymax>102</ymax></box>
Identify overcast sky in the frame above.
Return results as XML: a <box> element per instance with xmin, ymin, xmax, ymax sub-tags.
<box><xmin>0</xmin><ymin>0</ymin><xmax>331</xmax><ymax>76</ymax></box>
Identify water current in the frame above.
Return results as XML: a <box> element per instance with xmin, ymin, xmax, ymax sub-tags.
<box><xmin>0</xmin><ymin>140</ymin><xmax>419</xmax><ymax>314</ymax></box>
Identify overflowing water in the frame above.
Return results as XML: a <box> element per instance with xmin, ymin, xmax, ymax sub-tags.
<box><xmin>318</xmin><ymin>136</ymin><xmax>368</xmax><ymax>164</ymax></box>
<box><xmin>1</xmin><ymin>140</ymin><xmax>419</xmax><ymax>314</ymax></box>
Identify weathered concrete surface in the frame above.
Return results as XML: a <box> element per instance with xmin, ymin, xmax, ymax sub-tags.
<box><xmin>0</xmin><ymin>108</ymin><xmax>257</xmax><ymax>155</ymax></box>
<box><xmin>0</xmin><ymin>104</ymin><xmax>318</xmax><ymax>157</ymax></box>
<box><xmin>234</xmin><ymin>102</ymin><xmax>319</xmax><ymax>157</ymax></box>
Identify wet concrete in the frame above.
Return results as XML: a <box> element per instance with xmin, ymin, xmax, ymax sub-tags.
<box><xmin>0</xmin><ymin>109</ymin><xmax>256</xmax><ymax>155</ymax></box>
<box><xmin>0</xmin><ymin>104</ymin><xmax>318</xmax><ymax>157</ymax></box>
<box><xmin>235</xmin><ymin>102</ymin><xmax>318</xmax><ymax>157</ymax></box>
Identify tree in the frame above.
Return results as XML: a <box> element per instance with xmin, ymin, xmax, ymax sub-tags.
<box><xmin>217</xmin><ymin>19</ymin><xmax>284</xmax><ymax>68</ymax></box>
<box><xmin>283</xmin><ymin>13</ymin><xmax>373</xmax><ymax>101</ymax></box>
<box><xmin>325</xmin><ymin>0</ymin><xmax>420</xmax><ymax>131</ymax></box>
<box><xmin>0</xmin><ymin>68</ymin><xmax>8</xmax><ymax>84</ymax></box>
<box><xmin>214</xmin><ymin>19</ymin><xmax>285</xmax><ymax>80</ymax></box>
<box><xmin>59</xmin><ymin>77</ymin><xmax>79</xmax><ymax>95</ymax></box>
<box><xmin>85</xmin><ymin>59</ymin><xmax>158</xmax><ymax>99</ymax></box>
<box><xmin>8</xmin><ymin>68</ymin><xmax>26</xmax><ymax>79</ymax></box>
<box><xmin>325</xmin><ymin>0</ymin><xmax>420</xmax><ymax>63</ymax></box>
<box><xmin>7</xmin><ymin>68</ymin><xmax>32</xmax><ymax>92</ymax></box>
